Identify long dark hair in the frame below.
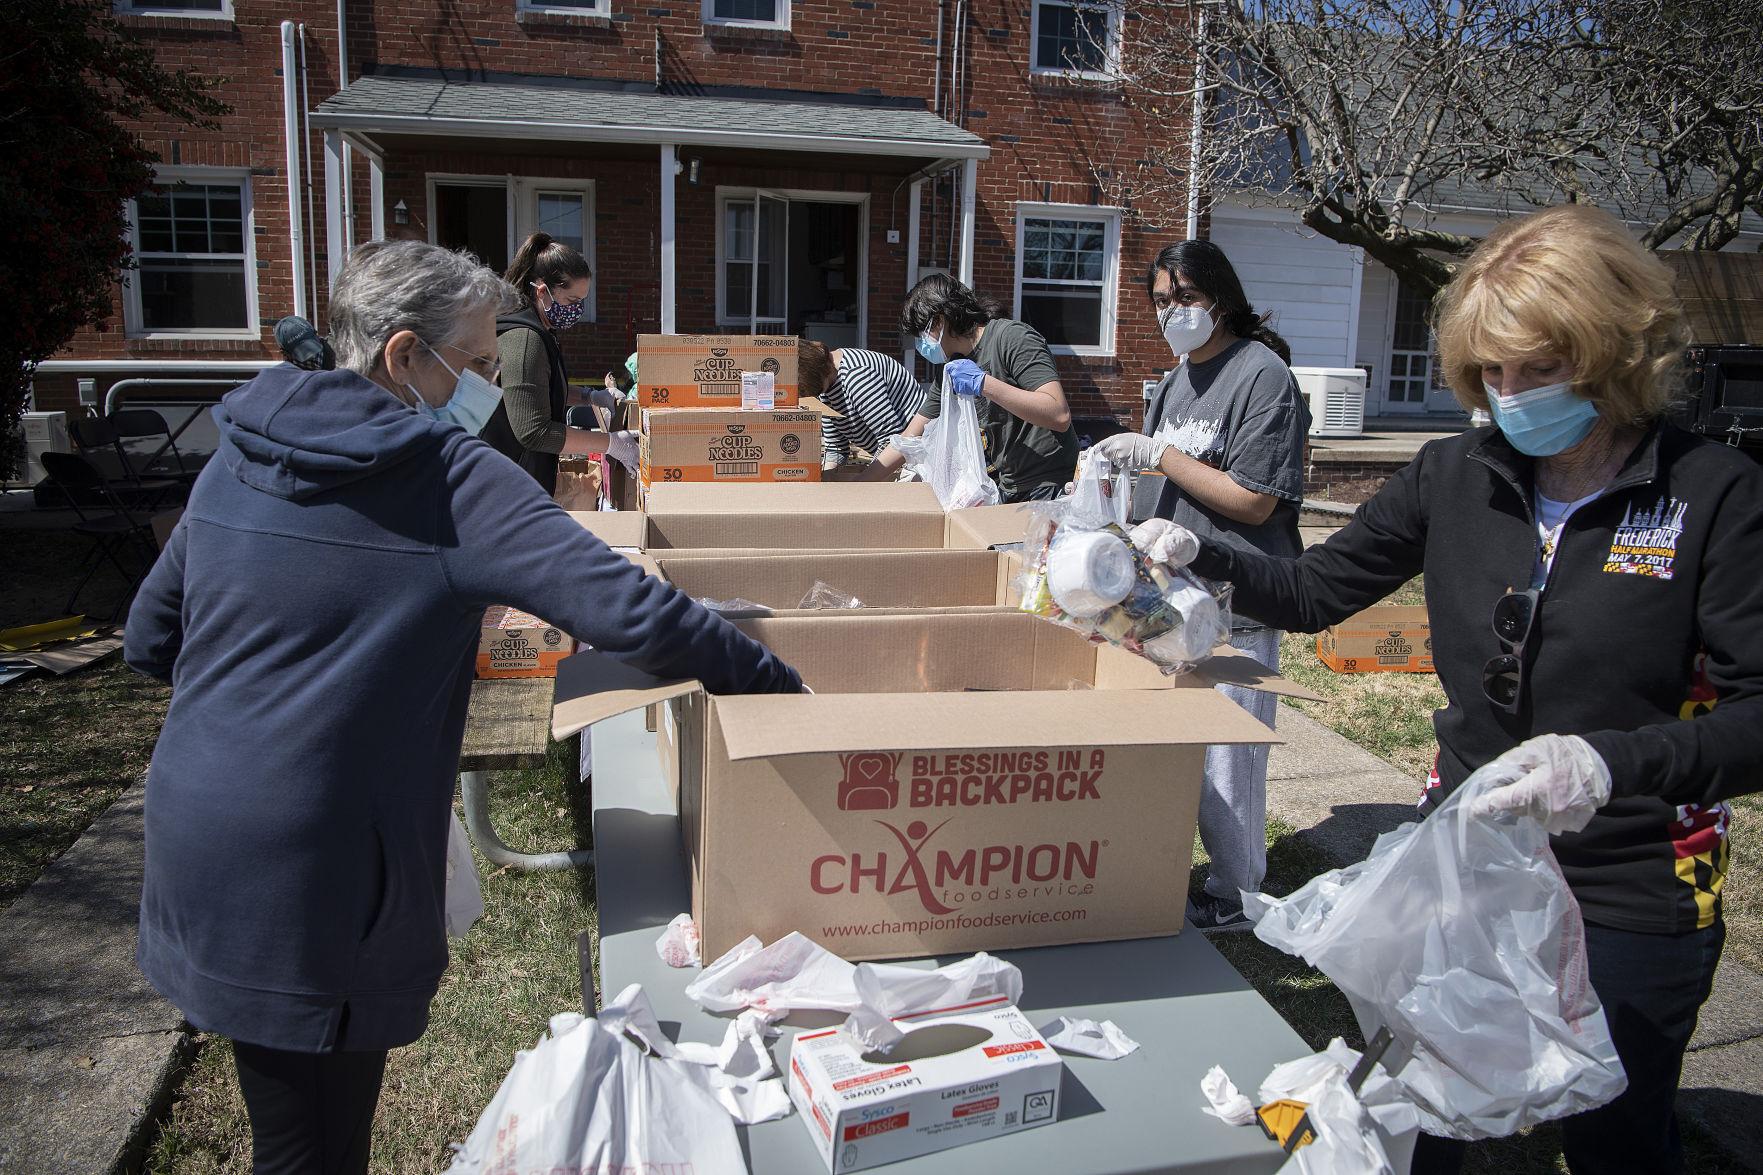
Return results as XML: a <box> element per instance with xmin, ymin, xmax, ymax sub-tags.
<box><xmin>1145</xmin><ymin>240</ymin><xmax>1291</xmax><ymax>364</ymax></box>
<box><xmin>505</xmin><ymin>232</ymin><xmax>593</xmax><ymax>310</ymax></box>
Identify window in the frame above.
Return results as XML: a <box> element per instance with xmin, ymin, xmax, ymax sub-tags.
<box><xmin>1032</xmin><ymin>0</ymin><xmax>1119</xmax><ymax>77</ymax></box>
<box><xmin>517</xmin><ymin>0</ymin><xmax>609</xmax><ymax>16</ymax></box>
<box><xmin>703</xmin><ymin>0</ymin><xmax>789</xmax><ymax>29</ymax></box>
<box><xmin>1014</xmin><ymin>204</ymin><xmax>1121</xmax><ymax>355</ymax></box>
<box><xmin>720</xmin><ymin>196</ymin><xmax>788</xmax><ymax>327</ymax></box>
<box><xmin>116</xmin><ymin>0</ymin><xmax>233</xmax><ymax>17</ymax></box>
<box><xmin>1387</xmin><ymin>276</ymin><xmax>1443</xmax><ymax>405</ymax></box>
<box><xmin>125</xmin><ymin>172</ymin><xmax>256</xmax><ymax>337</ymax></box>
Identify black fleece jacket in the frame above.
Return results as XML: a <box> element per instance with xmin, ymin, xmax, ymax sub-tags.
<box><xmin>1191</xmin><ymin>422</ymin><xmax>1763</xmax><ymax>934</ymax></box>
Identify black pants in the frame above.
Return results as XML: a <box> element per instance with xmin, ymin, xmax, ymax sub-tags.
<box><xmin>1411</xmin><ymin>917</ymin><xmax>1725</xmax><ymax>1175</ymax></box>
<box><xmin>233</xmin><ymin>1041</ymin><xmax>388</xmax><ymax>1175</ymax></box>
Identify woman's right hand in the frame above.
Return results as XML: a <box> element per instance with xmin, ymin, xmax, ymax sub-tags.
<box><xmin>1129</xmin><ymin>518</ymin><xmax>1200</xmax><ymax>569</ymax></box>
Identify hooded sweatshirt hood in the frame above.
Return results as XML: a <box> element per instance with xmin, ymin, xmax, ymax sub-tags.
<box><xmin>218</xmin><ymin>363</ymin><xmax>452</xmax><ymax>501</ymax></box>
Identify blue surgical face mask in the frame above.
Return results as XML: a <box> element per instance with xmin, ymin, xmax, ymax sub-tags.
<box><xmin>407</xmin><ymin>342</ymin><xmax>503</xmax><ymax>435</ymax></box>
<box><xmin>915</xmin><ymin>326</ymin><xmax>947</xmax><ymax>366</ymax></box>
<box><xmin>1483</xmin><ymin>380</ymin><xmax>1600</xmax><ymax>457</ymax></box>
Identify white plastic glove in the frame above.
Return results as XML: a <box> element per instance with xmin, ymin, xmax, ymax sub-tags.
<box><xmin>606</xmin><ymin>430</ymin><xmax>639</xmax><ymax>475</ymax></box>
<box><xmin>1128</xmin><ymin>518</ymin><xmax>1200</xmax><ymax>569</ymax></box>
<box><xmin>1469</xmin><ymin>734</ymin><xmax>1613</xmax><ymax>835</ymax></box>
<box><xmin>1091</xmin><ymin>432</ymin><xmax>1171</xmax><ymax>473</ymax></box>
<box><xmin>585</xmin><ymin>384</ymin><xmax>623</xmax><ymax>414</ymax></box>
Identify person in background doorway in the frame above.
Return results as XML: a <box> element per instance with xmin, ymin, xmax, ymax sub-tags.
<box><xmin>1089</xmin><ymin>239</ymin><xmax>1310</xmax><ymax>934</ymax></box>
<box><xmin>479</xmin><ymin>231</ymin><xmax>634</xmax><ymax>496</ymax></box>
<box><xmin>796</xmin><ymin>339</ymin><xmax>930</xmax><ymax>480</ymax></box>
<box><xmin>124</xmin><ymin>240</ymin><xmax>801</xmax><ymax>1175</ymax></box>
<box><xmin>899</xmin><ymin>273</ymin><xmax>1079</xmax><ymax>502</ymax></box>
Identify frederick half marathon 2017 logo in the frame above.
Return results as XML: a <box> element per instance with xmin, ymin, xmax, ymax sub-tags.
<box><xmin>1604</xmin><ymin>496</ymin><xmax>1689</xmax><ymax>580</ymax></box>
<box><xmin>816</xmin><ymin>751</ymin><xmax>1106</xmax><ymax>915</ymax></box>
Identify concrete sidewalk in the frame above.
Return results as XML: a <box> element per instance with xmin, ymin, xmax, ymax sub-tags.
<box><xmin>1266</xmin><ymin>704</ymin><xmax>1763</xmax><ymax>1171</ymax></box>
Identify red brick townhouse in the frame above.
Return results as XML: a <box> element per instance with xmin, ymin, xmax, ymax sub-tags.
<box><xmin>32</xmin><ymin>0</ymin><xmax>1193</xmax><ymax>441</ymax></box>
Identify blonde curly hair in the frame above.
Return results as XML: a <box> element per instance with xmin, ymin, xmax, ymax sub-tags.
<box><xmin>1434</xmin><ymin>204</ymin><xmax>1686</xmax><ymax>425</ymax></box>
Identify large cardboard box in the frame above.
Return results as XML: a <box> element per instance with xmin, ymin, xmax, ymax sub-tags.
<box><xmin>637</xmin><ymin>334</ymin><xmax>800</xmax><ymax>408</ymax></box>
<box><xmin>583</xmin><ymin>482</ymin><xmax>1032</xmax><ymax>552</ymax></box>
<box><xmin>639</xmin><ymin>407</ymin><xmax>822</xmax><ymax>489</ymax></box>
<box><xmin>1316</xmin><ymin>604</ymin><xmax>1433</xmax><ymax>673</ymax></box>
<box><xmin>553</xmin><ymin>610</ymin><xmax>1296</xmax><ymax>961</ymax></box>
<box><xmin>787</xmin><ymin>996</ymin><xmax>1062</xmax><ymax>1173</ymax></box>
<box><xmin>653</xmin><ymin>548</ymin><xmax>1023</xmax><ymax>613</ymax></box>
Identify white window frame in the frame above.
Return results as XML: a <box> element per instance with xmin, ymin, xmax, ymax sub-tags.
<box><xmin>516</xmin><ymin>0</ymin><xmax>610</xmax><ymax>18</ymax></box>
<box><xmin>115</xmin><ymin>0</ymin><xmax>235</xmax><ymax>19</ymax></box>
<box><xmin>713</xmin><ymin>187</ymin><xmax>868</xmax><ymax>343</ymax></box>
<box><xmin>702</xmin><ymin>0</ymin><xmax>790</xmax><ymax>31</ymax></box>
<box><xmin>513</xmin><ymin>178</ymin><xmax>599</xmax><ymax>324</ymax></box>
<box><xmin>1013</xmin><ymin>202</ymin><xmax>1121</xmax><ymax>358</ymax></box>
<box><xmin>1029</xmin><ymin>0</ymin><xmax>1122</xmax><ymax>81</ymax></box>
<box><xmin>123</xmin><ymin>166</ymin><xmax>260</xmax><ymax>341</ymax></box>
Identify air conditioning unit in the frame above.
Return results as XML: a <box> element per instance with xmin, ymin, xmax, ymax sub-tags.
<box><xmin>1293</xmin><ymin>367</ymin><xmax>1366</xmax><ymax>438</ymax></box>
<box><xmin>9</xmin><ymin>411</ymin><xmax>71</xmax><ymax>488</ymax></box>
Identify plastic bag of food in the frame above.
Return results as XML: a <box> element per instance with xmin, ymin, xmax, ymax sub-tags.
<box><xmin>893</xmin><ymin>373</ymin><xmax>1000</xmax><ymax>510</ymax></box>
<box><xmin>1017</xmin><ymin>453</ymin><xmax>1230</xmax><ymax>673</ymax></box>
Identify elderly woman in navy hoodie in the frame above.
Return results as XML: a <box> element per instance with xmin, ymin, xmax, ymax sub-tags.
<box><xmin>124</xmin><ymin>240</ymin><xmax>802</xmax><ymax>1174</ymax></box>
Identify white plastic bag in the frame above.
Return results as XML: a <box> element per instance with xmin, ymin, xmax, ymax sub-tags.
<box><xmin>1243</xmin><ymin>764</ymin><xmax>1627</xmax><ymax>1140</ymax></box>
<box><xmin>444</xmin><ymin>810</ymin><xmax>483</xmax><ymax>938</ymax></box>
<box><xmin>685</xmin><ymin>931</ymin><xmax>861</xmax><ymax>1019</ymax></box>
<box><xmin>841</xmin><ymin>953</ymin><xmax>1023</xmax><ymax>1053</ymax></box>
<box><xmin>894</xmin><ymin>374</ymin><xmax>1000</xmax><ymax>510</ymax></box>
<box><xmin>444</xmin><ymin>994</ymin><xmax>749</xmax><ymax>1175</ymax></box>
<box><xmin>1257</xmin><ymin>1039</ymin><xmax>1420</xmax><ymax>1175</ymax></box>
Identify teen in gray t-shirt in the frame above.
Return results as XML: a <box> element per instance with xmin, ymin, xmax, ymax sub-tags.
<box><xmin>1143</xmin><ymin>338</ymin><xmax>1310</xmax><ymax>561</ymax></box>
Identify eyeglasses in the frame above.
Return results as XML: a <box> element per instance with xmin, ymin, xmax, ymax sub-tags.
<box><xmin>1482</xmin><ymin>587</ymin><xmax>1540</xmax><ymax>713</ymax></box>
<box><xmin>429</xmin><ymin>340</ymin><xmax>501</xmax><ymax>385</ymax></box>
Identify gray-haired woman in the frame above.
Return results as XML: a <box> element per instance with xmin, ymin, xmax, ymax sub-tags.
<box><xmin>124</xmin><ymin>240</ymin><xmax>801</xmax><ymax>1174</ymax></box>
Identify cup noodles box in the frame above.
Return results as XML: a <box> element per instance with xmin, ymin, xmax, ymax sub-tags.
<box><xmin>580</xmin><ymin>482</ymin><xmax>1032</xmax><ymax>553</ymax></box>
<box><xmin>552</xmin><ymin>610</ymin><xmax>1317</xmax><ymax>961</ymax></box>
<box><xmin>787</xmin><ymin>996</ymin><xmax>1063</xmax><ymax>1174</ymax></box>
<box><xmin>639</xmin><ymin>407</ymin><xmax>822</xmax><ymax>489</ymax></box>
<box><xmin>476</xmin><ymin>606</ymin><xmax>570</xmax><ymax>679</ymax></box>
<box><xmin>1316</xmin><ymin>604</ymin><xmax>1433</xmax><ymax>673</ymax></box>
<box><xmin>636</xmin><ymin>334</ymin><xmax>800</xmax><ymax>408</ymax></box>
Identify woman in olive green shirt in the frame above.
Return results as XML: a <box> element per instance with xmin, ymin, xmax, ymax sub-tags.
<box><xmin>479</xmin><ymin>232</ymin><xmax>636</xmax><ymax>495</ymax></box>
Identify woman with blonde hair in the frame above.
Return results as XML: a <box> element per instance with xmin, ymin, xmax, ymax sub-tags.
<box><xmin>1133</xmin><ymin>203</ymin><xmax>1763</xmax><ymax>1172</ymax></box>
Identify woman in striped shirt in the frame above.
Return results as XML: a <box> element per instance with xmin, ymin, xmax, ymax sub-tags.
<box><xmin>799</xmin><ymin>340</ymin><xmax>930</xmax><ymax>481</ymax></box>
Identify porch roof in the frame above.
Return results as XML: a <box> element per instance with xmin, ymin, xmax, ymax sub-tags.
<box><xmin>311</xmin><ymin>74</ymin><xmax>989</xmax><ymax>161</ymax></box>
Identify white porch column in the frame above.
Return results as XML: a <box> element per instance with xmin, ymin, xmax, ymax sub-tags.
<box><xmin>323</xmin><ymin>129</ymin><xmax>346</xmax><ymax>293</ymax></box>
<box><xmin>957</xmin><ymin>156</ymin><xmax>978</xmax><ymax>287</ymax></box>
<box><xmin>660</xmin><ymin>143</ymin><xmax>678</xmax><ymax>334</ymax></box>
<box><xmin>369</xmin><ymin>152</ymin><xmax>385</xmax><ymax>239</ymax></box>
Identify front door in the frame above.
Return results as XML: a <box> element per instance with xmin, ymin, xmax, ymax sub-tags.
<box><xmin>1384</xmin><ymin>275</ymin><xmax>1461</xmax><ymax>415</ymax></box>
<box><xmin>720</xmin><ymin>190</ymin><xmax>864</xmax><ymax>346</ymax></box>
<box><xmin>431</xmin><ymin>178</ymin><xmax>511</xmax><ymax>276</ymax></box>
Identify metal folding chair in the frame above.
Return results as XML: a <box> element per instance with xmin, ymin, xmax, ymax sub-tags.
<box><xmin>68</xmin><ymin>416</ymin><xmax>183</xmax><ymax>511</ymax></box>
<box><xmin>38</xmin><ymin>451</ymin><xmax>160</xmax><ymax>621</ymax></box>
<box><xmin>108</xmin><ymin>407</ymin><xmax>200</xmax><ymax>487</ymax></box>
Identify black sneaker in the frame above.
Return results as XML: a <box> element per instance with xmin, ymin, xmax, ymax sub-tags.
<box><xmin>1189</xmin><ymin>894</ymin><xmax>1254</xmax><ymax>935</ymax></box>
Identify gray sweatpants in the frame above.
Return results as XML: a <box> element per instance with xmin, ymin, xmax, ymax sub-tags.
<box><xmin>1199</xmin><ymin>627</ymin><xmax>1281</xmax><ymax>906</ymax></box>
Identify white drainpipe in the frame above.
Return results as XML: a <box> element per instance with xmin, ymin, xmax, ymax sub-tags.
<box><xmin>280</xmin><ymin>20</ymin><xmax>308</xmax><ymax>319</ymax></box>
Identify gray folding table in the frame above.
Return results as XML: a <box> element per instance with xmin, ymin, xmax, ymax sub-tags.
<box><xmin>591</xmin><ymin>709</ymin><xmax>1313</xmax><ymax>1174</ymax></box>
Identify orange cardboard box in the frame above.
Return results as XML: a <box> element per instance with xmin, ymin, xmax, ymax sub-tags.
<box><xmin>639</xmin><ymin>407</ymin><xmax>821</xmax><ymax>489</ymax></box>
<box><xmin>552</xmin><ymin>609</ymin><xmax>1315</xmax><ymax>962</ymax></box>
<box><xmin>636</xmin><ymin>334</ymin><xmax>800</xmax><ymax>407</ymax></box>
<box><xmin>1316</xmin><ymin>604</ymin><xmax>1433</xmax><ymax>673</ymax></box>
<box><xmin>476</xmin><ymin>606</ymin><xmax>571</xmax><ymax>679</ymax></box>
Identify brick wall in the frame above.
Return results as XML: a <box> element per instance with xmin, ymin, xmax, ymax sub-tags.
<box><xmin>46</xmin><ymin>0</ymin><xmax>1190</xmax><ymax>430</ymax></box>
<box><xmin>1304</xmin><ymin>458</ymin><xmax>1407</xmax><ymax>497</ymax></box>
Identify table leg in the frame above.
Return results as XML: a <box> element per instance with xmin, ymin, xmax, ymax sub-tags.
<box><xmin>458</xmin><ymin>769</ymin><xmax>594</xmax><ymax>872</ymax></box>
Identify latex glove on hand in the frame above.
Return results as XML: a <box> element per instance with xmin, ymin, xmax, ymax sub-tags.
<box><xmin>1128</xmin><ymin>518</ymin><xmax>1200</xmax><ymax>569</ymax></box>
<box><xmin>585</xmin><ymin>384</ymin><xmax>623</xmax><ymax>414</ymax></box>
<box><xmin>945</xmin><ymin>359</ymin><xmax>987</xmax><ymax>399</ymax></box>
<box><xmin>606</xmin><ymin>430</ymin><xmax>640</xmax><ymax>475</ymax></box>
<box><xmin>1469</xmin><ymin>734</ymin><xmax>1613</xmax><ymax>835</ymax></box>
<box><xmin>1091</xmin><ymin>432</ymin><xmax>1172</xmax><ymax>473</ymax></box>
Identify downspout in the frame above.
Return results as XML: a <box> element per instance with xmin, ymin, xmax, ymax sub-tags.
<box><xmin>337</xmin><ymin>0</ymin><xmax>354</xmax><ymax>242</ymax></box>
<box><xmin>280</xmin><ymin>21</ymin><xmax>308</xmax><ymax>319</ymax></box>
<box><xmin>931</xmin><ymin>0</ymin><xmax>944</xmax><ymax>120</ymax></box>
<box><xmin>1184</xmin><ymin>5</ymin><xmax>1208</xmax><ymax>239</ymax></box>
<box><xmin>299</xmin><ymin>24</ymin><xmax>320</xmax><ymax>313</ymax></box>
<box><xmin>946</xmin><ymin>0</ymin><xmax>966</xmax><ymax>270</ymax></box>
